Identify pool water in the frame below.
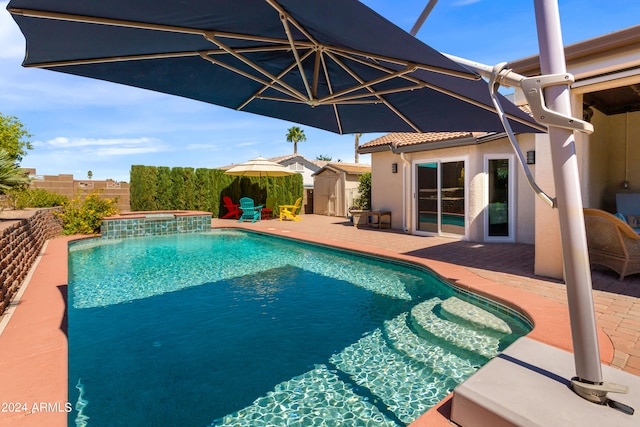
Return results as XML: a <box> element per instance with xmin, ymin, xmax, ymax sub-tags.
<box><xmin>67</xmin><ymin>230</ymin><xmax>530</xmax><ymax>426</ymax></box>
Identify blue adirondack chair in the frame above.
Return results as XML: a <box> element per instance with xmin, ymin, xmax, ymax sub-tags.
<box><xmin>238</xmin><ymin>197</ymin><xmax>262</xmax><ymax>223</ymax></box>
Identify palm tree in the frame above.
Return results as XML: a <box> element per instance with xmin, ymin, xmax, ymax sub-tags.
<box><xmin>286</xmin><ymin>126</ymin><xmax>306</xmax><ymax>154</ymax></box>
<box><xmin>354</xmin><ymin>133</ymin><xmax>363</xmax><ymax>163</ymax></box>
<box><xmin>0</xmin><ymin>149</ymin><xmax>29</xmax><ymax>193</ymax></box>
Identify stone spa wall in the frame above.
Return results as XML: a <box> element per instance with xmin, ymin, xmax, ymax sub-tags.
<box><xmin>0</xmin><ymin>208</ymin><xmax>63</xmax><ymax>315</ymax></box>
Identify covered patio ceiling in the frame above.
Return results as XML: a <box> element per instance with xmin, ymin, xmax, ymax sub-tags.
<box><xmin>583</xmin><ymin>84</ymin><xmax>640</xmax><ymax>115</ymax></box>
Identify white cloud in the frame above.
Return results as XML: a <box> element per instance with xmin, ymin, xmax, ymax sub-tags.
<box><xmin>236</xmin><ymin>141</ymin><xmax>259</xmax><ymax>147</ymax></box>
<box><xmin>42</xmin><ymin>136</ymin><xmax>167</xmax><ymax>156</ymax></box>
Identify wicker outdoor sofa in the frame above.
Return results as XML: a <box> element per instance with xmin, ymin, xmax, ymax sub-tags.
<box><xmin>583</xmin><ymin>208</ymin><xmax>640</xmax><ymax>281</ymax></box>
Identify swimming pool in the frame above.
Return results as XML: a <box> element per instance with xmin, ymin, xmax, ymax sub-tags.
<box><xmin>67</xmin><ymin>229</ymin><xmax>530</xmax><ymax>426</ymax></box>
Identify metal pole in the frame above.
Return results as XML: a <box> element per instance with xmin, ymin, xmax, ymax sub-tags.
<box><xmin>410</xmin><ymin>0</ymin><xmax>439</xmax><ymax>36</ymax></box>
<box><xmin>533</xmin><ymin>0</ymin><xmax>602</xmax><ymax>384</ymax></box>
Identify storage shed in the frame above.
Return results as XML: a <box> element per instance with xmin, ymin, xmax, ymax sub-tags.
<box><xmin>312</xmin><ymin>163</ymin><xmax>370</xmax><ymax>217</ymax></box>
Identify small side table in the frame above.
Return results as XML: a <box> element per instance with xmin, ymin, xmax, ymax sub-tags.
<box><xmin>368</xmin><ymin>211</ymin><xmax>391</xmax><ymax>229</ymax></box>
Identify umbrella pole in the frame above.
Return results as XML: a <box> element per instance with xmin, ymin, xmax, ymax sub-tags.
<box><xmin>533</xmin><ymin>0</ymin><xmax>630</xmax><ymax>406</ymax></box>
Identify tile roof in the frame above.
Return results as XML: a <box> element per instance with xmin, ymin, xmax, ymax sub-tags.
<box><xmin>358</xmin><ymin>104</ymin><xmax>534</xmax><ymax>152</ymax></box>
<box><xmin>268</xmin><ymin>154</ymin><xmax>329</xmax><ymax>169</ymax></box>
<box><xmin>314</xmin><ymin>162</ymin><xmax>371</xmax><ymax>175</ymax></box>
<box><xmin>358</xmin><ymin>131</ymin><xmax>478</xmax><ymax>150</ymax></box>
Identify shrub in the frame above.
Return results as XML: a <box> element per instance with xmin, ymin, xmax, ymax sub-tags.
<box><xmin>55</xmin><ymin>191</ymin><xmax>120</xmax><ymax>235</ymax></box>
<box><xmin>6</xmin><ymin>187</ymin><xmax>69</xmax><ymax>209</ymax></box>
<box><xmin>355</xmin><ymin>172</ymin><xmax>371</xmax><ymax>210</ymax></box>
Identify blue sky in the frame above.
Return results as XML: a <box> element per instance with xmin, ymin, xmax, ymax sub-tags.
<box><xmin>1</xmin><ymin>0</ymin><xmax>639</xmax><ymax>182</ymax></box>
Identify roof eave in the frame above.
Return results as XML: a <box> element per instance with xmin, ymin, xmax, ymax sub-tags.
<box><xmin>359</xmin><ymin>135</ymin><xmax>484</xmax><ymax>154</ymax></box>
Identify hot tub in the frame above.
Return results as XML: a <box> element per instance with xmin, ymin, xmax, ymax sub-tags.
<box><xmin>100</xmin><ymin>210</ymin><xmax>212</xmax><ymax>239</ymax></box>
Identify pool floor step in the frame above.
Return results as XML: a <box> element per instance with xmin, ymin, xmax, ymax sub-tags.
<box><xmin>440</xmin><ymin>296</ymin><xmax>512</xmax><ymax>336</ymax></box>
<box><xmin>329</xmin><ymin>328</ymin><xmax>460</xmax><ymax>425</ymax></box>
<box><xmin>209</xmin><ymin>364</ymin><xmax>399</xmax><ymax>427</ymax></box>
<box><xmin>410</xmin><ymin>298</ymin><xmax>502</xmax><ymax>359</ymax></box>
<box><xmin>383</xmin><ymin>313</ymin><xmax>483</xmax><ymax>382</ymax></box>
<box><xmin>211</xmin><ymin>304</ymin><xmax>503</xmax><ymax>427</ymax></box>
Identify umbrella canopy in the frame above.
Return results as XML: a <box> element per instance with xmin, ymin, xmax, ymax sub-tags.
<box><xmin>224</xmin><ymin>156</ymin><xmax>294</xmax><ymax>177</ymax></box>
<box><xmin>7</xmin><ymin>0</ymin><xmax>543</xmax><ymax>135</ymax></box>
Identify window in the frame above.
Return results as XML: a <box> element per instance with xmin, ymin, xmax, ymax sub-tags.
<box><xmin>485</xmin><ymin>155</ymin><xmax>515</xmax><ymax>241</ymax></box>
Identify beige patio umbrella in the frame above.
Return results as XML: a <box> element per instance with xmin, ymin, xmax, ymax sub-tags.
<box><xmin>224</xmin><ymin>156</ymin><xmax>295</xmax><ymax>178</ymax></box>
<box><xmin>225</xmin><ymin>156</ymin><xmax>295</xmax><ymax>217</ymax></box>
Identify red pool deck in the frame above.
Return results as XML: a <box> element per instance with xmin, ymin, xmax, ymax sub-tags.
<box><xmin>1</xmin><ymin>214</ymin><xmax>639</xmax><ymax>426</ymax></box>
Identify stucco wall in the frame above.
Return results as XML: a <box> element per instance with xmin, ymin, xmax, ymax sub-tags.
<box><xmin>370</xmin><ymin>151</ymin><xmax>407</xmax><ymax>230</ymax></box>
<box><xmin>30</xmin><ymin>174</ymin><xmax>131</xmax><ymax>211</ymax></box>
<box><xmin>370</xmin><ymin>135</ymin><xmax>537</xmax><ymax>243</ymax></box>
<box><xmin>586</xmin><ymin>109</ymin><xmax>640</xmax><ymax>212</ymax></box>
<box><xmin>533</xmin><ymin>132</ymin><xmax>563</xmax><ymax>279</ymax></box>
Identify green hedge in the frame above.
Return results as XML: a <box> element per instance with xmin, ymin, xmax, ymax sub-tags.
<box><xmin>156</xmin><ymin>166</ymin><xmax>173</xmax><ymax>210</ymax></box>
<box><xmin>130</xmin><ymin>165</ymin><xmax>157</xmax><ymax>211</ymax></box>
<box><xmin>129</xmin><ymin>165</ymin><xmax>303</xmax><ymax>217</ymax></box>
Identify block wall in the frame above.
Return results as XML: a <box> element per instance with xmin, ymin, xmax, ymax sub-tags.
<box><xmin>0</xmin><ymin>209</ymin><xmax>63</xmax><ymax>315</ymax></box>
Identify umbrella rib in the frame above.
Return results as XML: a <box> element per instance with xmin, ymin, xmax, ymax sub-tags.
<box><xmin>22</xmin><ymin>45</ymin><xmax>296</xmax><ymax>69</ymax></box>
<box><xmin>264</xmin><ymin>0</ymin><xmax>320</xmax><ymax>46</ymax></box>
<box><xmin>319</xmin><ymin>52</ymin><xmax>344</xmax><ymax>135</ymax></box>
<box><xmin>22</xmin><ymin>51</ymin><xmax>201</xmax><ymax>68</ymax></box>
<box><xmin>236</xmin><ymin>49</ymin><xmax>315</xmax><ymax>111</ymax></box>
<box><xmin>317</xmin><ymin>86</ymin><xmax>420</xmax><ymax>103</ymax></box>
<box><xmin>312</xmin><ymin>49</ymin><xmax>322</xmax><ymax>99</ymax></box>
<box><xmin>278</xmin><ymin>12</ymin><xmax>314</xmax><ymax>100</ymax></box>
<box><xmin>325</xmin><ymin>45</ymin><xmax>478</xmax><ymax>80</ymax></box>
<box><xmin>8</xmin><ymin>7</ymin><xmax>313</xmax><ymax>48</ymax></box>
<box><xmin>256</xmin><ymin>95</ymin><xmax>380</xmax><ymax>106</ymax></box>
<box><xmin>329</xmin><ymin>49</ymin><xmax>546</xmax><ymax>132</ymax></box>
<box><xmin>324</xmin><ymin>51</ymin><xmax>421</xmax><ymax>132</ymax></box>
<box><xmin>202</xmin><ymin>32</ymin><xmax>309</xmax><ymax>103</ymax></box>
<box><xmin>198</xmin><ymin>53</ymin><xmax>301</xmax><ymax>101</ymax></box>
<box><xmin>319</xmin><ymin>64</ymin><xmax>419</xmax><ymax>104</ymax></box>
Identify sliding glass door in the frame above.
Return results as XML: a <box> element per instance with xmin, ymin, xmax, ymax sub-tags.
<box><xmin>416</xmin><ymin>163</ymin><xmax>438</xmax><ymax>233</ymax></box>
<box><xmin>415</xmin><ymin>160</ymin><xmax>466</xmax><ymax>236</ymax></box>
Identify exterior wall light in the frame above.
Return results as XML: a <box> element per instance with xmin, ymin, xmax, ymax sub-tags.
<box><xmin>392</xmin><ymin>163</ymin><xmax>398</xmax><ymax>173</ymax></box>
<box><xmin>526</xmin><ymin>150</ymin><xmax>536</xmax><ymax>165</ymax></box>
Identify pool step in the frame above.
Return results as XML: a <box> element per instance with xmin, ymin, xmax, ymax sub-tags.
<box><xmin>329</xmin><ymin>327</ymin><xmax>460</xmax><ymax>425</ymax></box>
<box><xmin>383</xmin><ymin>313</ymin><xmax>483</xmax><ymax>382</ymax></box>
<box><xmin>440</xmin><ymin>296</ymin><xmax>512</xmax><ymax>336</ymax></box>
<box><xmin>410</xmin><ymin>298</ymin><xmax>503</xmax><ymax>359</ymax></box>
<box><xmin>212</xmin><ymin>300</ymin><xmax>510</xmax><ymax>427</ymax></box>
<box><xmin>209</xmin><ymin>364</ymin><xmax>398</xmax><ymax>426</ymax></box>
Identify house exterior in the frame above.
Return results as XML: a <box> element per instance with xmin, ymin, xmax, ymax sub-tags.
<box><xmin>359</xmin><ymin>25</ymin><xmax>640</xmax><ymax>280</ymax></box>
<box><xmin>268</xmin><ymin>154</ymin><xmax>328</xmax><ymax>214</ymax></box>
<box><xmin>268</xmin><ymin>154</ymin><xmax>327</xmax><ymax>188</ymax></box>
<box><xmin>312</xmin><ymin>163</ymin><xmax>371</xmax><ymax>217</ymax></box>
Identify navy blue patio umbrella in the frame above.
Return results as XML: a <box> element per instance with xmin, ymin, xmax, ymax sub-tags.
<box><xmin>7</xmin><ymin>0</ymin><xmax>543</xmax><ymax>135</ymax></box>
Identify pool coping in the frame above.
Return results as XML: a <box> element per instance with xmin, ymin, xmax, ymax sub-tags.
<box><xmin>0</xmin><ymin>227</ymin><xmax>614</xmax><ymax>427</ymax></box>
